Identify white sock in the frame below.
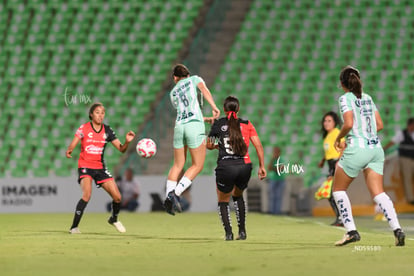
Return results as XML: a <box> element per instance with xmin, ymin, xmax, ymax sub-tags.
<box><xmin>174</xmin><ymin>176</ymin><xmax>192</xmax><ymax>196</ymax></box>
<box><xmin>332</xmin><ymin>191</ymin><xmax>357</xmax><ymax>232</ymax></box>
<box><xmin>166</xmin><ymin>180</ymin><xmax>177</xmax><ymax>197</ymax></box>
<box><xmin>373</xmin><ymin>192</ymin><xmax>401</xmax><ymax>230</ymax></box>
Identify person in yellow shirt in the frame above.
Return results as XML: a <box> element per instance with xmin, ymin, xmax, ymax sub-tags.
<box><xmin>318</xmin><ymin>111</ymin><xmax>344</xmax><ymax>226</ymax></box>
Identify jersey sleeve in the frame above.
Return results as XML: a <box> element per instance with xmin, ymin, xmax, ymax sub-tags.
<box><xmin>105</xmin><ymin>125</ymin><xmax>117</xmax><ymax>142</ymax></box>
<box><xmin>248</xmin><ymin>121</ymin><xmax>258</xmax><ymax>137</ymax></box>
<box><xmin>208</xmin><ymin>120</ymin><xmax>220</xmax><ymax>138</ymax></box>
<box><xmin>192</xmin><ymin>75</ymin><xmax>205</xmax><ymax>87</ymax></box>
<box><xmin>338</xmin><ymin>94</ymin><xmax>352</xmax><ymax>117</ymax></box>
<box><xmin>75</xmin><ymin>124</ymin><xmax>84</xmax><ymax>139</ymax></box>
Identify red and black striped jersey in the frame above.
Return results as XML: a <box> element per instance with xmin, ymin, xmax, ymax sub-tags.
<box><xmin>75</xmin><ymin>122</ymin><xmax>117</xmax><ymax>169</ymax></box>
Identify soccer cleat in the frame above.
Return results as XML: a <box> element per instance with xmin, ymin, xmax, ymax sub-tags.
<box><xmin>225</xmin><ymin>232</ymin><xmax>234</xmax><ymax>241</ymax></box>
<box><xmin>394</xmin><ymin>228</ymin><xmax>405</xmax><ymax>246</ymax></box>
<box><xmin>69</xmin><ymin>227</ymin><xmax>81</xmax><ymax>234</ymax></box>
<box><xmin>108</xmin><ymin>217</ymin><xmax>126</xmax><ymax>233</ymax></box>
<box><xmin>335</xmin><ymin>230</ymin><xmax>361</xmax><ymax>246</ymax></box>
<box><xmin>163</xmin><ymin>196</ymin><xmax>175</xmax><ymax>216</ymax></box>
<box><xmin>166</xmin><ymin>191</ymin><xmax>182</xmax><ymax>214</ymax></box>
<box><xmin>236</xmin><ymin>231</ymin><xmax>247</xmax><ymax>240</ymax></box>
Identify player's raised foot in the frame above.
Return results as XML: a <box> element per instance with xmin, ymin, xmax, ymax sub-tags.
<box><xmin>335</xmin><ymin>230</ymin><xmax>361</xmax><ymax>246</ymax></box>
<box><xmin>236</xmin><ymin>231</ymin><xmax>247</xmax><ymax>240</ymax></box>
<box><xmin>394</xmin><ymin>228</ymin><xmax>405</xmax><ymax>246</ymax></box>
<box><xmin>69</xmin><ymin>227</ymin><xmax>81</xmax><ymax>234</ymax></box>
<box><xmin>167</xmin><ymin>191</ymin><xmax>182</xmax><ymax>213</ymax></box>
<box><xmin>225</xmin><ymin>232</ymin><xmax>234</xmax><ymax>241</ymax></box>
<box><xmin>108</xmin><ymin>217</ymin><xmax>126</xmax><ymax>233</ymax></box>
<box><xmin>163</xmin><ymin>196</ymin><xmax>175</xmax><ymax>216</ymax></box>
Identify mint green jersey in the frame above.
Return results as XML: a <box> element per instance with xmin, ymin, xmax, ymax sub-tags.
<box><xmin>338</xmin><ymin>92</ymin><xmax>381</xmax><ymax>149</ymax></box>
<box><xmin>170</xmin><ymin>75</ymin><xmax>204</xmax><ymax>125</ymax></box>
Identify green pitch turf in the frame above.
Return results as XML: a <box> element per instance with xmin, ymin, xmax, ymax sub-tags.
<box><xmin>0</xmin><ymin>212</ymin><xmax>413</xmax><ymax>276</ymax></box>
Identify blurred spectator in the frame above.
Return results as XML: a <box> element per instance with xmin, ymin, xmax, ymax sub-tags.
<box><xmin>107</xmin><ymin>168</ymin><xmax>140</xmax><ymax>212</ymax></box>
<box><xmin>267</xmin><ymin>146</ymin><xmax>286</xmax><ymax>215</ymax></box>
<box><xmin>383</xmin><ymin>117</ymin><xmax>414</xmax><ymax>204</ymax></box>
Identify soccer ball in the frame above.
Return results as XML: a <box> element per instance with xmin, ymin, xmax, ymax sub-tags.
<box><xmin>136</xmin><ymin>138</ymin><xmax>157</xmax><ymax>158</ymax></box>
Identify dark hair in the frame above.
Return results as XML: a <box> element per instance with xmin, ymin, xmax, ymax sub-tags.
<box><xmin>173</xmin><ymin>64</ymin><xmax>190</xmax><ymax>78</ymax></box>
<box><xmin>223</xmin><ymin>96</ymin><xmax>247</xmax><ymax>156</ymax></box>
<box><xmin>321</xmin><ymin>111</ymin><xmax>341</xmax><ymax>138</ymax></box>
<box><xmin>407</xmin><ymin>117</ymin><xmax>414</xmax><ymax>126</ymax></box>
<box><xmin>89</xmin><ymin>102</ymin><xmax>104</xmax><ymax>120</ymax></box>
<box><xmin>339</xmin><ymin>65</ymin><xmax>362</xmax><ymax>99</ymax></box>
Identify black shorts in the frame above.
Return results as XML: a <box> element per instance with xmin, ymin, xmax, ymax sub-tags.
<box><xmin>215</xmin><ymin>163</ymin><xmax>253</xmax><ymax>193</ymax></box>
<box><xmin>78</xmin><ymin>168</ymin><xmax>113</xmax><ymax>186</ymax></box>
<box><xmin>327</xmin><ymin>159</ymin><xmax>338</xmax><ymax>177</ymax></box>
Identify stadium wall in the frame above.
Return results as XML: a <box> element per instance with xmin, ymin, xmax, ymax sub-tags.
<box><xmin>0</xmin><ymin>176</ymin><xmax>217</xmax><ymax>213</ymax></box>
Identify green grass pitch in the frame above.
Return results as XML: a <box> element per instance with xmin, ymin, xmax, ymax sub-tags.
<box><xmin>1</xmin><ymin>212</ymin><xmax>413</xmax><ymax>276</ymax></box>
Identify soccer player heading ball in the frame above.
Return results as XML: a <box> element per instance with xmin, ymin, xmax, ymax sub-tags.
<box><xmin>163</xmin><ymin>64</ymin><xmax>220</xmax><ymax>215</ymax></box>
<box><xmin>66</xmin><ymin>102</ymin><xmax>135</xmax><ymax>234</ymax></box>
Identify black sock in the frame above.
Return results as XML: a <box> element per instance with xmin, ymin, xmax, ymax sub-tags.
<box><xmin>70</xmin><ymin>199</ymin><xmax>88</xmax><ymax>229</ymax></box>
<box><xmin>232</xmin><ymin>196</ymin><xmax>246</xmax><ymax>233</ymax></box>
<box><xmin>329</xmin><ymin>196</ymin><xmax>340</xmax><ymax>220</ymax></box>
<box><xmin>218</xmin><ymin>202</ymin><xmax>232</xmax><ymax>234</ymax></box>
<box><xmin>111</xmin><ymin>201</ymin><xmax>121</xmax><ymax>222</ymax></box>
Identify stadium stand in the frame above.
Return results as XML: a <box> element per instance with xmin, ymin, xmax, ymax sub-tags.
<box><xmin>201</xmin><ymin>0</ymin><xmax>414</xmax><ymax>188</ymax></box>
<box><xmin>1</xmin><ymin>0</ymin><xmax>413</xmax><ymax>191</ymax></box>
<box><xmin>0</xmin><ymin>0</ymin><xmax>203</xmax><ymax>177</ymax></box>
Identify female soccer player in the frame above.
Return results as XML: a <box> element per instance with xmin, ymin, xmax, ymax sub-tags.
<box><xmin>332</xmin><ymin>66</ymin><xmax>405</xmax><ymax>246</ymax></box>
<box><xmin>317</xmin><ymin>111</ymin><xmax>343</xmax><ymax>226</ymax></box>
<box><xmin>207</xmin><ymin>96</ymin><xmax>266</xmax><ymax>240</ymax></box>
<box><xmin>66</xmin><ymin>102</ymin><xmax>135</xmax><ymax>234</ymax></box>
<box><xmin>164</xmin><ymin>64</ymin><xmax>220</xmax><ymax>215</ymax></box>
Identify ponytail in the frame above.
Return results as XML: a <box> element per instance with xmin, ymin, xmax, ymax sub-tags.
<box><xmin>224</xmin><ymin>96</ymin><xmax>247</xmax><ymax>156</ymax></box>
<box><xmin>348</xmin><ymin>73</ymin><xmax>362</xmax><ymax>99</ymax></box>
<box><xmin>339</xmin><ymin>65</ymin><xmax>362</xmax><ymax>99</ymax></box>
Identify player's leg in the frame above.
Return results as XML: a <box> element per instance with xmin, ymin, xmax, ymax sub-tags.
<box><xmin>332</xmin><ymin>166</ymin><xmax>360</xmax><ymax>246</ymax></box>
<box><xmin>328</xmin><ymin>181</ymin><xmax>343</xmax><ymax>226</ymax></box>
<box><xmin>327</xmin><ymin>160</ymin><xmax>343</xmax><ymax>226</ymax></box>
<box><xmin>101</xmin><ymin>179</ymin><xmax>121</xmax><ymax>218</ymax></box>
<box><xmin>101</xmin><ymin>180</ymin><xmax>126</xmax><ymax>233</ymax></box>
<box><xmin>174</xmin><ymin>121</ymin><xmax>206</xmax><ymax>196</ymax></box>
<box><xmin>364</xmin><ymin>168</ymin><xmax>405</xmax><ymax>246</ymax></box>
<box><xmin>69</xmin><ymin>176</ymin><xmax>93</xmax><ymax>233</ymax></box>
<box><xmin>232</xmin><ymin>163</ymin><xmax>251</xmax><ymax>240</ymax></box>
<box><xmin>166</xmin><ymin>146</ymin><xmax>187</xmax><ymax>194</ymax></box>
<box><xmin>175</xmin><ymin>143</ymin><xmax>206</xmax><ymax>196</ymax></box>
<box><xmin>217</xmin><ymin>189</ymin><xmax>233</xmax><ymax>241</ymax></box>
<box><xmin>232</xmin><ymin>186</ymin><xmax>247</xmax><ymax>240</ymax></box>
<box><xmin>164</xmin><ymin>146</ymin><xmax>186</xmax><ymax>215</ymax></box>
<box><xmin>215</xmin><ymin>164</ymin><xmax>236</xmax><ymax>240</ymax></box>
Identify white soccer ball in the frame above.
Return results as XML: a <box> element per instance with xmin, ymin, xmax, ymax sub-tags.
<box><xmin>136</xmin><ymin>138</ymin><xmax>157</xmax><ymax>158</ymax></box>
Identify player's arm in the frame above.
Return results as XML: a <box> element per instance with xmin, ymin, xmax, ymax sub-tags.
<box><xmin>112</xmin><ymin>131</ymin><xmax>135</xmax><ymax>153</ymax></box>
<box><xmin>66</xmin><ymin>136</ymin><xmax>81</xmax><ymax>158</ymax></box>
<box><xmin>375</xmin><ymin>111</ymin><xmax>384</xmax><ymax>132</ymax></box>
<box><xmin>334</xmin><ymin>110</ymin><xmax>353</xmax><ymax>152</ymax></box>
<box><xmin>250</xmin><ymin>135</ymin><xmax>267</xmax><ymax>180</ymax></box>
<box><xmin>197</xmin><ymin>82</ymin><xmax>220</xmax><ymax>120</ymax></box>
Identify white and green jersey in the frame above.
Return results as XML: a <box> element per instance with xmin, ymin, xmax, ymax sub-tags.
<box><xmin>170</xmin><ymin>75</ymin><xmax>204</xmax><ymax>125</ymax></box>
<box><xmin>338</xmin><ymin>92</ymin><xmax>381</xmax><ymax>149</ymax></box>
